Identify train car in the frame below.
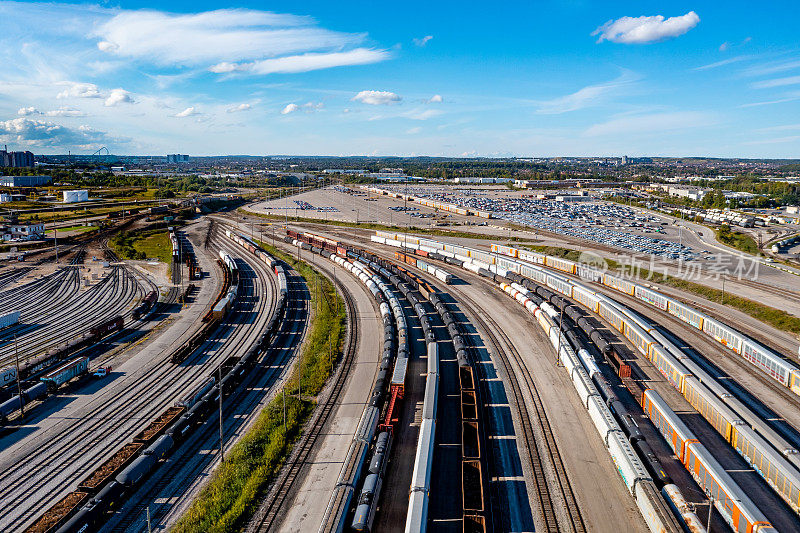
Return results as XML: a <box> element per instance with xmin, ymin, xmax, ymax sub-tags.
<box><xmin>682</xmin><ymin>376</ymin><xmax>742</xmax><ymax>442</ymax></box>
<box><xmin>597</xmin><ymin>299</ymin><xmax>625</xmax><ymax>332</ymax></box>
<box><xmin>666</xmin><ymin>300</ymin><xmax>704</xmax><ymax>330</ymax></box>
<box><xmin>571</xmin><ymin>284</ymin><xmax>601</xmax><ymax>313</ymax></box>
<box><xmin>633</xmin><ymin>285</ymin><xmax>670</xmax><ymax>311</ymax></box>
<box><xmin>622</xmin><ymin>320</ymin><xmax>653</xmax><ymax>357</ymax></box>
<box><xmin>732</xmin><ymin>423</ymin><xmax>800</xmax><ymax>513</ymax></box>
<box><xmin>545</xmin><ymin>256</ymin><xmax>576</xmax><ymax>274</ymax></box>
<box><xmin>684</xmin><ymin>441</ymin><xmax>776</xmax><ymax>533</ymax></box>
<box><xmin>545</xmin><ymin>273</ymin><xmax>572</xmax><ymax>297</ymax></box>
<box><xmin>602</xmin><ymin>273</ymin><xmax>636</xmax><ymax>295</ymax></box>
<box><xmin>90</xmin><ymin>316</ymin><xmax>124</xmax><ymax>338</ymax></box>
<box><xmin>353</xmin><ymin>465</ymin><xmax>386</xmax><ymax>527</ymax></box>
<box><xmin>648</xmin><ymin>345</ymin><xmax>690</xmax><ymax>391</ymax></box>
<box><xmin>1</xmin><ymin>365</ymin><xmax>16</xmax><ymax>387</ymax></box>
<box><xmin>41</xmin><ymin>357</ymin><xmax>89</xmax><ymax>390</ymax></box>
<box><xmin>702</xmin><ymin>317</ymin><xmax>744</xmax><ymax>353</ymax></box>
<box><xmin>0</xmin><ymin>310</ymin><xmax>20</xmax><ymax>330</ymax></box>
<box><xmin>740</xmin><ymin>339</ymin><xmax>793</xmax><ymax>388</ymax></box>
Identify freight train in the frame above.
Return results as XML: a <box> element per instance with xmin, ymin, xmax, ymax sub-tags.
<box><xmin>377</xmin><ymin>232</ymin><xmax>787</xmax><ymax>533</ymax></box>
<box><xmin>0</xmin><ymin>316</ymin><xmax>124</xmax><ymax>424</ymax></box>
<box><xmin>286</xmin><ymin>229</ymin><xmax>486</xmax><ymax>532</ymax></box>
<box><xmin>131</xmin><ymin>290</ymin><xmax>158</xmax><ymax>320</ymax></box>
<box><xmin>31</xmin><ymin>241</ymin><xmax>290</xmax><ymax>533</ymax></box>
<box><xmin>486</xmin><ymin>243</ymin><xmax>800</xmax><ymax>396</ymax></box>
<box><xmin>8</xmin><ymin>316</ymin><xmax>124</xmax><ymax>380</ymax></box>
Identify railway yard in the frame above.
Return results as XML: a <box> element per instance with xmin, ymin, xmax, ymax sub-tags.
<box><xmin>0</xmin><ymin>185</ymin><xmax>799</xmax><ymax>533</ymax></box>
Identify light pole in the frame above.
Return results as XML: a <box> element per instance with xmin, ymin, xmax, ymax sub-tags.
<box><xmin>14</xmin><ymin>335</ymin><xmax>23</xmax><ymax>418</ymax></box>
<box><xmin>555</xmin><ymin>304</ymin><xmax>564</xmax><ymax>367</ymax></box>
<box><xmin>218</xmin><ymin>366</ymin><xmax>224</xmax><ymax>462</ymax></box>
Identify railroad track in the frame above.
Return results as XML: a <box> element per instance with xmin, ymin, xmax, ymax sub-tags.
<box><xmin>0</xmin><ymin>265</ymin><xmax>142</xmax><ymax>368</ymax></box>
<box><xmin>439</xmin><ymin>278</ymin><xmax>586</xmax><ymax>533</ymax></box>
<box><xmin>106</xmin><ymin>253</ymin><xmax>301</xmax><ymax>533</ymax></box>
<box><xmin>247</xmin><ymin>264</ymin><xmax>358</xmax><ymax>532</ymax></box>
<box><xmin>1</xmin><ymin>235</ymin><xmax>271</xmax><ymax>531</ymax></box>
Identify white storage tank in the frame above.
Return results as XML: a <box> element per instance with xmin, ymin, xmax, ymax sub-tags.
<box><xmin>63</xmin><ymin>190</ymin><xmax>89</xmax><ymax>203</ymax></box>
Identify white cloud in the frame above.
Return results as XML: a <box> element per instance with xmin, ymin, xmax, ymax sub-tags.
<box><xmin>407</xmin><ymin>109</ymin><xmax>443</xmax><ymax>120</ymax></box>
<box><xmin>739</xmin><ymin>93</ymin><xmax>800</xmax><ymax>108</ymax></box>
<box><xmin>56</xmin><ymin>82</ymin><xmax>101</xmax><ymax>99</ymax></box>
<box><xmin>210</xmin><ymin>48</ymin><xmax>389</xmax><ymax>76</ymax></box>
<box><xmin>719</xmin><ymin>42</ymin><xmax>729</xmax><ymax>52</ymax></box>
<box><xmin>744</xmin><ymin>59</ymin><xmax>800</xmax><ymax>77</ymax></box>
<box><xmin>174</xmin><ymin>107</ymin><xmax>197</xmax><ymax>117</ymax></box>
<box><xmin>406</xmin><ymin>127</ymin><xmax>422</xmax><ymax>134</ymax></box>
<box><xmin>592</xmin><ymin>11</ymin><xmax>700</xmax><ymax>44</ymax></box>
<box><xmin>352</xmin><ymin>90</ymin><xmax>402</xmax><ymax>105</ymax></box>
<box><xmin>0</xmin><ymin>118</ymin><xmax>115</xmax><ymax>148</ymax></box>
<box><xmin>584</xmin><ymin>111</ymin><xmax>713</xmax><ymax>137</ymax></box>
<box><xmin>105</xmin><ymin>88</ymin><xmax>134</xmax><ymax>107</ymax></box>
<box><xmin>694</xmin><ymin>55</ymin><xmax>753</xmax><ymax>71</ymax></box>
<box><xmin>280</xmin><ymin>102</ymin><xmax>323</xmax><ymax>115</ymax></box>
<box><xmin>18</xmin><ymin>106</ymin><xmax>86</xmax><ymax>117</ymax></box>
<box><xmin>537</xmin><ymin>71</ymin><xmax>639</xmax><ymax>114</ymax></box>
<box><xmin>46</xmin><ymin>107</ymin><xmax>86</xmax><ymax>117</ymax></box>
<box><xmin>752</xmin><ymin>75</ymin><xmax>800</xmax><ymax>89</ymax></box>
<box><xmin>93</xmin><ymin>8</ymin><xmax>387</xmax><ymax>76</ymax></box>
<box><xmin>227</xmin><ymin>103</ymin><xmax>252</xmax><ymax>113</ymax></box>
<box><xmin>428</xmin><ymin>94</ymin><xmax>443</xmax><ymax>103</ymax></box>
<box><xmin>413</xmin><ymin>35</ymin><xmax>433</xmax><ymax>47</ymax></box>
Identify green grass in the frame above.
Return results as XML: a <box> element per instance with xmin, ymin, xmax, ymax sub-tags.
<box><xmin>173</xmin><ymin>242</ymin><xmax>345</xmax><ymax>533</ymax></box>
<box><xmin>716</xmin><ymin>225</ymin><xmax>760</xmax><ymax>256</ymax></box>
<box><xmin>45</xmin><ymin>225</ymin><xmax>97</xmax><ymax>236</ymax></box>
<box><xmin>109</xmin><ymin>229</ymin><xmax>172</xmax><ymax>263</ymax></box>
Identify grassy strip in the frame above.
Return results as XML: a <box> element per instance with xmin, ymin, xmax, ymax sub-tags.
<box><xmin>716</xmin><ymin>224</ymin><xmax>760</xmax><ymax>256</ymax></box>
<box><xmin>242</xmin><ymin>209</ymin><xmax>539</xmax><ymax>242</ymax></box>
<box><xmin>109</xmin><ymin>229</ymin><xmax>173</xmax><ymax>263</ymax></box>
<box><xmin>518</xmin><ymin>243</ymin><xmax>800</xmax><ymax>335</ymax></box>
<box><xmin>172</xmin><ymin>242</ymin><xmax>345</xmax><ymax>533</ymax></box>
<box><xmin>45</xmin><ymin>225</ymin><xmax>97</xmax><ymax>236</ymax></box>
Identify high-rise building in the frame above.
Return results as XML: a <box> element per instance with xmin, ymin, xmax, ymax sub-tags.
<box><xmin>621</xmin><ymin>155</ymin><xmax>628</xmax><ymax>166</ymax></box>
<box><xmin>1</xmin><ymin>146</ymin><xmax>34</xmax><ymax>168</ymax></box>
<box><xmin>166</xmin><ymin>154</ymin><xmax>189</xmax><ymax>163</ymax></box>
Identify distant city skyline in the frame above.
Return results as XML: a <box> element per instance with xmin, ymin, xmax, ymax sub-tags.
<box><xmin>1</xmin><ymin>1</ymin><xmax>800</xmax><ymax>157</ymax></box>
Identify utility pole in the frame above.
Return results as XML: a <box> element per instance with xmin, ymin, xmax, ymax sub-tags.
<box><xmin>555</xmin><ymin>305</ymin><xmax>565</xmax><ymax>367</ymax></box>
<box><xmin>721</xmin><ymin>274</ymin><xmax>725</xmax><ymax>305</ymax></box>
<box><xmin>218</xmin><ymin>366</ymin><xmax>224</xmax><ymax>462</ymax></box>
<box><xmin>14</xmin><ymin>335</ymin><xmax>23</xmax><ymax>418</ymax></box>
<box><xmin>52</xmin><ymin>206</ymin><xmax>58</xmax><ymax>264</ymax></box>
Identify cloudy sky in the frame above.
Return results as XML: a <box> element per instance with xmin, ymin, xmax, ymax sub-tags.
<box><xmin>0</xmin><ymin>1</ymin><xmax>799</xmax><ymax>157</ymax></box>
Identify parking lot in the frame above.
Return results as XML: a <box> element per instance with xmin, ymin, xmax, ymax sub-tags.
<box><xmin>376</xmin><ymin>185</ymin><xmax>700</xmax><ymax>261</ymax></box>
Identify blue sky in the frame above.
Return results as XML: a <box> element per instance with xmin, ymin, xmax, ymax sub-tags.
<box><xmin>1</xmin><ymin>1</ymin><xmax>800</xmax><ymax>157</ymax></box>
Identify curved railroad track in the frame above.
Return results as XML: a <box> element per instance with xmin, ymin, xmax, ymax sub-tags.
<box><xmin>248</xmin><ymin>262</ymin><xmax>358</xmax><ymax>532</ymax></box>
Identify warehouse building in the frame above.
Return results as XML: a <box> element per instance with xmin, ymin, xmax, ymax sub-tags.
<box><xmin>0</xmin><ymin>175</ymin><xmax>52</xmax><ymax>187</ymax></box>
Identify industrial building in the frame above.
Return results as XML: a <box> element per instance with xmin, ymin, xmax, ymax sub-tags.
<box><xmin>0</xmin><ymin>147</ymin><xmax>34</xmax><ymax>168</ymax></box>
<box><xmin>63</xmin><ymin>190</ymin><xmax>89</xmax><ymax>203</ymax></box>
<box><xmin>1</xmin><ymin>222</ymin><xmax>45</xmax><ymax>240</ymax></box>
<box><xmin>0</xmin><ymin>175</ymin><xmax>52</xmax><ymax>187</ymax></box>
